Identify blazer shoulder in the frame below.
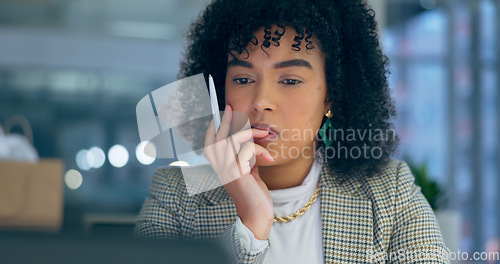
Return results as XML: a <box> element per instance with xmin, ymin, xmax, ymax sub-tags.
<box><xmin>149</xmin><ymin>166</ymin><xmax>185</xmax><ymax>197</ymax></box>
<box><xmin>150</xmin><ymin>165</ymin><xmax>231</xmax><ymax>206</ymax></box>
<box><xmin>360</xmin><ymin>159</ymin><xmax>414</xmax><ymax>200</ymax></box>
<box><xmin>367</xmin><ymin>159</ymin><xmax>408</xmax><ymax>184</ymax></box>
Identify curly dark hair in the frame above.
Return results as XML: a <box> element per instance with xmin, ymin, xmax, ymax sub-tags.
<box><xmin>178</xmin><ymin>0</ymin><xmax>399</xmax><ymax>178</ymax></box>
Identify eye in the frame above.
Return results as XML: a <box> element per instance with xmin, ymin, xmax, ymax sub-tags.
<box><xmin>280</xmin><ymin>79</ymin><xmax>302</xmax><ymax>85</ymax></box>
<box><xmin>232</xmin><ymin>78</ymin><xmax>254</xmax><ymax>85</ymax></box>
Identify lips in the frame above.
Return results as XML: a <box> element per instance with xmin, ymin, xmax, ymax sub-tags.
<box><xmin>251</xmin><ymin>123</ymin><xmax>279</xmax><ymax>142</ymax></box>
<box><xmin>251</xmin><ymin>123</ymin><xmax>278</xmax><ymax>134</ymax></box>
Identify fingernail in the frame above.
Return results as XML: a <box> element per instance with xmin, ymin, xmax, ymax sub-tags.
<box><xmin>268</xmin><ymin>155</ymin><xmax>275</xmax><ymax>162</ymax></box>
<box><xmin>225</xmin><ymin>105</ymin><xmax>229</xmax><ymax>111</ymax></box>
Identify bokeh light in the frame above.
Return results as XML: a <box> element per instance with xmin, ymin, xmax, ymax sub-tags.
<box><xmin>136</xmin><ymin>141</ymin><xmax>156</xmax><ymax>165</ymax></box>
<box><xmin>88</xmin><ymin>146</ymin><xmax>106</xmax><ymax>169</ymax></box>
<box><xmin>169</xmin><ymin>160</ymin><xmax>190</xmax><ymax>167</ymax></box>
<box><xmin>64</xmin><ymin>169</ymin><xmax>83</xmax><ymax>190</ymax></box>
<box><xmin>76</xmin><ymin>149</ymin><xmax>92</xmax><ymax>171</ymax></box>
<box><xmin>108</xmin><ymin>144</ymin><xmax>129</xmax><ymax>168</ymax></box>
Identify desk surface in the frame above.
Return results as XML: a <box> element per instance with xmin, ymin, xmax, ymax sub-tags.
<box><xmin>0</xmin><ymin>231</ymin><xmax>231</xmax><ymax>264</ymax></box>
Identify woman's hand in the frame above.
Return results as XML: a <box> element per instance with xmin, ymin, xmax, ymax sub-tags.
<box><xmin>204</xmin><ymin>105</ymin><xmax>275</xmax><ymax>240</ymax></box>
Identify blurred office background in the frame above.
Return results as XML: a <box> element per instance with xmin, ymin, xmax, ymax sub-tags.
<box><xmin>0</xmin><ymin>0</ymin><xmax>498</xmax><ymax>259</ymax></box>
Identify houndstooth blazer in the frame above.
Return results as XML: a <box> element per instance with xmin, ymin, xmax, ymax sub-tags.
<box><xmin>134</xmin><ymin>159</ymin><xmax>450</xmax><ymax>263</ymax></box>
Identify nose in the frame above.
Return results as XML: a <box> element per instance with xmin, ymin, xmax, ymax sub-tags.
<box><xmin>251</xmin><ymin>82</ymin><xmax>276</xmax><ymax>113</ymax></box>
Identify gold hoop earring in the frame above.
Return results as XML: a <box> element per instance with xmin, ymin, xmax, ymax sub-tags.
<box><xmin>325</xmin><ymin>110</ymin><xmax>333</xmax><ymax>119</ymax></box>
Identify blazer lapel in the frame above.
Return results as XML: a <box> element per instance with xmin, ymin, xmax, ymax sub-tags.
<box><xmin>320</xmin><ymin>163</ymin><xmax>375</xmax><ymax>263</ymax></box>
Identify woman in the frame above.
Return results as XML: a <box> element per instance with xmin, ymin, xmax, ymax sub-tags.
<box><xmin>135</xmin><ymin>0</ymin><xmax>449</xmax><ymax>263</ymax></box>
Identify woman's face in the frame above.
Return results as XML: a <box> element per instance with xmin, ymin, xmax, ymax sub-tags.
<box><xmin>225</xmin><ymin>26</ymin><xmax>330</xmax><ymax>166</ymax></box>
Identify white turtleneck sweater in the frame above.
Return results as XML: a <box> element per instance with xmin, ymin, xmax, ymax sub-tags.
<box><xmin>234</xmin><ymin>159</ymin><xmax>324</xmax><ymax>264</ymax></box>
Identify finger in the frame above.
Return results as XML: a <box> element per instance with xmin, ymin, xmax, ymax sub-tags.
<box><xmin>238</xmin><ymin>141</ymin><xmax>255</xmax><ymax>164</ymax></box>
<box><xmin>229</xmin><ymin>128</ymin><xmax>269</xmax><ymax>152</ymax></box>
<box><xmin>204</xmin><ymin>119</ymin><xmax>216</xmax><ymax>152</ymax></box>
<box><xmin>204</xmin><ymin>119</ymin><xmax>218</xmax><ymax>171</ymax></box>
<box><xmin>205</xmin><ymin>119</ymin><xmax>215</xmax><ymax>145</ymax></box>
<box><xmin>238</xmin><ymin>142</ymin><xmax>274</xmax><ymax>168</ymax></box>
<box><xmin>237</xmin><ymin>142</ymin><xmax>255</xmax><ymax>175</ymax></box>
<box><xmin>222</xmin><ymin>136</ymin><xmax>241</xmax><ymax>178</ymax></box>
<box><xmin>215</xmin><ymin>105</ymin><xmax>232</xmax><ymax>143</ymax></box>
<box><xmin>213</xmin><ymin>135</ymin><xmax>227</xmax><ymax>164</ymax></box>
<box><xmin>254</xmin><ymin>144</ymin><xmax>274</xmax><ymax>163</ymax></box>
<box><xmin>213</xmin><ymin>127</ymin><xmax>264</xmax><ymax>177</ymax></box>
<box><xmin>231</xmin><ymin>128</ymin><xmax>269</xmax><ymax>141</ymax></box>
<box><xmin>218</xmin><ymin>141</ymin><xmax>241</xmax><ymax>185</ymax></box>
<box><xmin>212</xmin><ymin>105</ymin><xmax>232</xmax><ymax>170</ymax></box>
<box><xmin>250</xmin><ymin>128</ymin><xmax>275</xmax><ymax>139</ymax></box>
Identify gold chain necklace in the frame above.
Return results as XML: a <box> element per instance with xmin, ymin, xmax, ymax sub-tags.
<box><xmin>273</xmin><ymin>182</ymin><xmax>321</xmax><ymax>223</ymax></box>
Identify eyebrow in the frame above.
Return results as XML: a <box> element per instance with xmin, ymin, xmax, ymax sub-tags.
<box><xmin>227</xmin><ymin>59</ymin><xmax>313</xmax><ymax>69</ymax></box>
<box><xmin>275</xmin><ymin>59</ymin><xmax>312</xmax><ymax>69</ymax></box>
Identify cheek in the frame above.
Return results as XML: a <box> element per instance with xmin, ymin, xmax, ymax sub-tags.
<box><xmin>225</xmin><ymin>88</ymin><xmax>252</xmax><ymax>115</ymax></box>
<box><xmin>283</xmin><ymin>102</ymin><xmax>319</xmax><ymax>132</ymax></box>
<box><xmin>224</xmin><ymin>82</ymin><xmax>237</xmax><ymax>104</ymax></box>
<box><xmin>292</xmin><ymin>92</ymin><xmax>327</xmax><ymax>130</ymax></box>
<box><xmin>225</xmin><ymin>89</ymin><xmax>242</xmax><ymax>107</ymax></box>
<box><xmin>292</xmin><ymin>88</ymin><xmax>326</xmax><ymax>117</ymax></box>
